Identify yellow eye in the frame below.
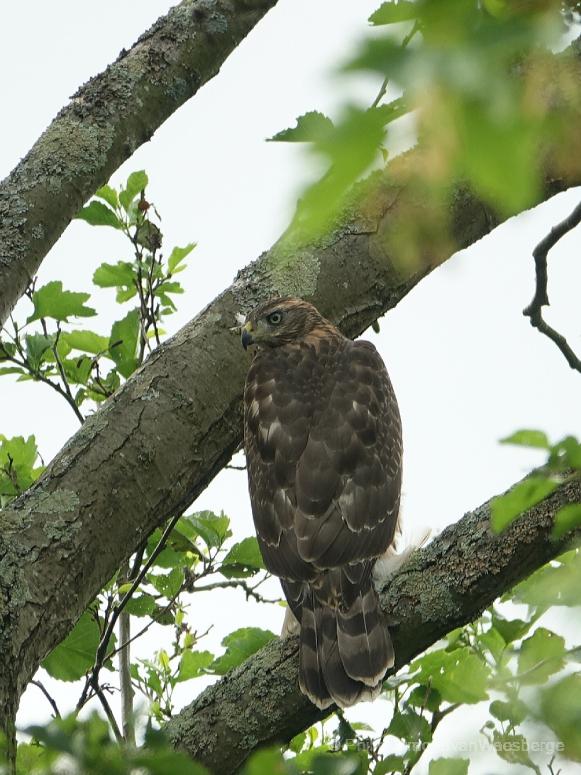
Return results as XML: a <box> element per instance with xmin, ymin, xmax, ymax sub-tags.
<box><xmin>267</xmin><ymin>311</ymin><xmax>283</xmax><ymax>325</ymax></box>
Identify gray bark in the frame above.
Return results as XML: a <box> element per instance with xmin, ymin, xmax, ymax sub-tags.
<box><xmin>166</xmin><ymin>475</ymin><xmax>581</xmax><ymax>774</ymax></box>
<box><xmin>0</xmin><ymin>0</ymin><xmax>278</xmax><ymax>327</ymax></box>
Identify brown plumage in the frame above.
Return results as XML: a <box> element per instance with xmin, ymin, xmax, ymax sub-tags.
<box><xmin>241</xmin><ymin>297</ymin><xmax>402</xmax><ymax>709</ymax></box>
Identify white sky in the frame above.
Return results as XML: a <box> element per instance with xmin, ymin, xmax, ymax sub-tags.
<box><xmin>1</xmin><ymin>2</ymin><xmax>581</xmax><ymax>773</ymax></box>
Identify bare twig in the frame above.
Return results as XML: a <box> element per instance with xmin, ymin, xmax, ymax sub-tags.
<box><xmin>370</xmin><ymin>20</ymin><xmax>419</xmax><ymax>109</ymax></box>
<box><xmin>51</xmin><ymin>325</ymin><xmax>85</xmax><ymax>424</ymax></box>
<box><xmin>94</xmin><ymin>684</ymin><xmax>123</xmax><ymax>744</ymax></box>
<box><xmin>523</xmin><ymin>200</ymin><xmax>581</xmax><ymax>373</ymax></box>
<box><xmin>77</xmin><ymin>512</ymin><xmax>183</xmax><ymax>711</ymax></box>
<box><xmin>30</xmin><ymin>680</ymin><xmax>60</xmax><ymax>719</ymax></box>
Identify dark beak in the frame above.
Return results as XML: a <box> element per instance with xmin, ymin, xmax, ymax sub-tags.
<box><xmin>241</xmin><ymin>328</ymin><xmax>254</xmax><ymax>351</ymax></box>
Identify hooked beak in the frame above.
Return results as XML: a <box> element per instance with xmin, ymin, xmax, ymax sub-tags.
<box><xmin>241</xmin><ymin>322</ymin><xmax>254</xmax><ymax>351</ymax></box>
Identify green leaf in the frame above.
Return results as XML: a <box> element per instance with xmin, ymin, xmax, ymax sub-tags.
<box><xmin>187</xmin><ymin>511</ymin><xmax>231</xmax><ymax>549</ymax></box>
<box><xmin>0</xmin><ymin>435</ymin><xmax>40</xmax><ymax>496</ymax></box>
<box><xmin>94</xmin><ymin>184</ymin><xmax>119</xmax><ymax>210</ymax></box>
<box><xmin>119</xmin><ymin>170</ymin><xmax>148</xmax><ymax>211</ymax></box>
<box><xmin>25</xmin><ymin>333</ymin><xmax>55</xmax><ymax>371</ymax></box>
<box><xmin>268</xmin><ymin>111</ymin><xmax>334</xmax><ymax>143</ymax></box>
<box><xmin>116</xmin><ymin>286</ymin><xmax>138</xmax><ymax>304</ymax></box>
<box><xmin>492</xmin><ymin>731</ymin><xmax>538</xmax><ymax>770</ymax></box>
<box><xmin>124</xmin><ymin>594</ymin><xmax>156</xmax><ymax>617</ymax></box>
<box><xmin>211</xmin><ymin>627</ymin><xmax>276</xmax><ymax>675</ymax></box>
<box><xmin>27</xmin><ymin>281</ymin><xmax>96</xmax><ymax>323</ymax></box>
<box><xmin>490</xmin><ymin>698</ymin><xmax>528</xmax><ymax>725</ymax></box>
<box><xmin>411</xmin><ymin>647</ymin><xmax>490</xmax><ymax>704</ymax></box>
<box><xmin>75</xmin><ymin>200</ymin><xmax>122</xmax><ymax>229</ymax></box>
<box><xmin>375</xmin><ymin>756</ymin><xmax>405</xmax><ymax>774</ymax></box>
<box><xmin>243</xmin><ymin>747</ymin><xmax>290</xmax><ymax>775</ymax></box>
<box><xmin>552</xmin><ymin>503</ymin><xmax>581</xmax><ymax>538</ymax></box>
<box><xmin>288</xmin><ymin>731</ymin><xmax>306</xmax><ymax>754</ymax></box>
<box><xmin>0</xmin><ymin>340</ymin><xmax>16</xmax><ymax>360</ymax></box>
<box><xmin>517</xmin><ymin>627</ymin><xmax>566</xmax><ymax>684</ymax></box>
<box><xmin>135</xmin><ymin>220</ymin><xmax>162</xmax><ymax>251</ymax></box>
<box><xmin>491</xmin><ymin>610</ymin><xmax>533</xmax><ymax>644</ymax></box>
<box><xmin>157</xmin><ymin>281</ymin><xmax>183</xmax><ymax>296</ymax></box>
<box><xmin>479</xmin><ymin>626</ymin><xmax>506</xmax><ymax>662</ymax></box>
<box><xmin>369</xmin><ymin>1</ymin><xmax>419</xmax><ymax>26</ymax></box>
<box><xmin>108</xmin><ymin>309</ymin><xmax>139</xmax><ymax>378</ymax></box>
<box><xmin>93</xmin><ymin>261</ymin><xmax>135</xmax><ymax>289</ymax></box>
<box><xmin>500</xmin><ymin>429</ymin><xmax>550</xmax><ymax>449</ymax></box>
<box><xmin>176</xmin><ymin>650</ymin><xmax>214</xmax><ymax>682</ymax></box>
<box><xmin>221</xmin><ymin>536</ymin><xmax>265</xmax><ymax>578</ymax></box>
<box><xmin>61</xmin><ymin>330</ymin><xmax>109</xmax><ymax>355</ymax></box>
<box><xmin>428</xmin><ymin>759</ymin><xmax>469</xmax><ymax>775</ymax></box>
<box><xmin>388</xmin><ymin>708</ymin><xmax>432</xmax><ymax>744</ymax></box>
<box><xmin>539</xmin><ymin>674</ymin><xmax>581</xmax><ymax>761</ymax></box>
<box><xmin>512</xmin><ymin>549</ymin><xmax>581</xmax><ymax>608</ymax></box>
<box><xmin>42</xmin><ymin>612</ymin><xmax>99</xmax><ymax>681</ymax></box>
<box><xmin>549</xmin><ymin>435</ymin><xmax>581</xmax><ymax>469</ymax></box>
<box><xmin>281</xmin><ymin>104</ymin><xmax>390</xmax><ymax>243</ymax></box>
<box><xmin>62</xmin><ymin>355</ymin><xmax>92</xmax><ymax>386</ymax></box>
<box><xmin>168</xmin><ymin>243</ymin><xmax>196</xmax><ymax>273</ymax></box>
<box><xmin>149</xmin><ymin>567</ymin><xmax>183</xmax><ymax>600</ymax></box>
<box><xmin>491</xmin><ymin>476</ymin><xmax>557</xmax><ymax>532</ymax></box>
<box><xmin>406</xmin><ymin>685</ymin><xmax>442</xmax><ymax>712</ymax></box>
<box><xmin>0</xmin><ymin>366</ymin><xmax>25</xmax><ymax>377</ymax></box>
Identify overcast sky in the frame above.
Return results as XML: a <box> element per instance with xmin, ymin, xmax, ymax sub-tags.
<box><xmin>2</xmin><ymin>2</ymin><xmax>581</xmax><ymax>773</ymax></box>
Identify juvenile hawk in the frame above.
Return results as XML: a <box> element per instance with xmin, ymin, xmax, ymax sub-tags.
<box><xmin>241</xmin><ymin>297</ymin><xmax>402</xmax><ymax>709</ymax></box>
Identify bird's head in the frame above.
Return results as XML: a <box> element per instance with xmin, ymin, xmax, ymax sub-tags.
<box><xmin>240</xmin><ymin>297</ymin><xmax>330</xmax><ymax>350</ymax></box>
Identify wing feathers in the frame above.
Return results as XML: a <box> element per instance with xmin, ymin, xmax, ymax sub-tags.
<box><xmin>244</xmin><ymin>326</ymin><xmax>402</xmax><ymax>710</ymax></box>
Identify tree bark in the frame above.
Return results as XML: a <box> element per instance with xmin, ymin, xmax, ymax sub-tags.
<box><xmin>1</xmin><ymin>32</ymin><xmax>580</xmax><ymax>755</ymax></box>
<box><xmin>0</xmin><ymin>0</ymin><xmax>278</xmax><ymax>327</ymax></box>
<box><xmin>165</xmin><ymin>475</ymin><xmax>581</xmax><ymax>774</ymax></box>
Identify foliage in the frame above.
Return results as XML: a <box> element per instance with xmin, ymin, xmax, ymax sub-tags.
<box><xmin>272</xmin><ymin>0</ymin><xmax>579</xmax><ymax>260</ymax></box>
<box><xmin>0</xmin><ymin>715</ymin><xmax>208</xmax><ymax>775</ymax></box>
<box><xmin>491</xmin><ymin>430</ymin><xmax>581</xmax><ymax>533</ymax></box>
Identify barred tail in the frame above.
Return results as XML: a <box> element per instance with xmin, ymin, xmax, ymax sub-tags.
<box><xmin>298</xmin><ymin>581</ymin><xmax>393</xmax><ymax>709</ymax></box>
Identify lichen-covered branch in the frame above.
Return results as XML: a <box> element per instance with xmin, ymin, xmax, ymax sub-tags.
<box><xmin>1</xmin><ymin>32</ymin><xmax>581</xmax><ymax>749</ymax></box>
<box><xmin>166</xmin><ymin>476</ymin><xmax>581</xmax><ymax>774</ymax></box>
<box><xmin>0</xmin><ymin>0</ymin><xmax>278</xmax><ymax>327</ymax></box>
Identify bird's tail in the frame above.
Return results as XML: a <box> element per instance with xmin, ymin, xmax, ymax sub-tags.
<box><xmin>298</xmin><ymin>579</ymin><xmax>393</xmax><ymax>709</ymax></box>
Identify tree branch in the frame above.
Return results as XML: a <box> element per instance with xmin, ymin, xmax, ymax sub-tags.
<box><xmin>523</xmin><ymin>199</ymin><xmax>581</xmax><ymax>373</ymax></box>
<box><xmin>166</xmin><ymin>475</ymin><xmax>581</xmax><ymax>774</ymax></box>
<box><xmin>0</xmin><ymin>0</ymin><xmax>279</xmax><ymax>327</ymax></box>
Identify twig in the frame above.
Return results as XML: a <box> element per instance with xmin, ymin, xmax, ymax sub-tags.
<box><xmin>119</xmin><ymin>610</ymin><xmax>135</xmax><ymax>746</ymax></box>
<box><xmin>370</xmin><ymin>20</ymin><xmax>420</xmax><ymax>109</ymax></box>
<box><xmin>51</xmin><ymin>325</ymin><xmax>85</xmax><ymax>424</ymax></box>
<box><xmin>77</xmin><ymin>512</ymin><xmax>183</xmax><ymax>710</ymax></box>
<box><xmin>30</xmin><ymin>680</ymin><xmax>61</xmax><ymax>719</ymax></box>
<box><xmin>523</xmin><ymin>200</ymin><xmax>581</xmax><ymax>373</ymax></box>
<box><xmin>94</xmin><ymin>684</ymin><xmax>123</xmax><ymax>744</ymax></box>
<box><xmin>193</xmin><ymin>578</ymin><xmax>280</xmax><ymax>604</ymax></box>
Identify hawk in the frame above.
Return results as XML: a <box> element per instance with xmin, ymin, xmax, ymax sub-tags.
<box><xmin>241</xmin><ymin>297</ymin><xmax>402</xmax><ymax>709</ymax></box>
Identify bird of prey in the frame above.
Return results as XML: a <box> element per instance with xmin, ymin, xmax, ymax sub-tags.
<box><xmin>241</xmin><ymin>297</ymin><xmax>402</xmax><ymax>709</ymax></box>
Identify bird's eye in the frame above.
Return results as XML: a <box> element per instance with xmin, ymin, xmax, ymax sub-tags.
<box><xmin>267</xmin><ymin>311</ymin><xmax>283</xmax><ymax>325</ymax></box>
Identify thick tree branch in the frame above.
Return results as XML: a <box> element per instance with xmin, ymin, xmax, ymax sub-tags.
<box><xmin>1</xmin><ymin>34</ymin><xmax>581</xmax><ymax>746</ymax></box>
<box><xmin>0</xmin><ymin>0</ymin><xmax>278</xmax><ymax>327</ymax></box>
<box><xmin>166</xmin><ymin>476</ymin><xmax>581</xmax><ymax>774</ymax></box>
